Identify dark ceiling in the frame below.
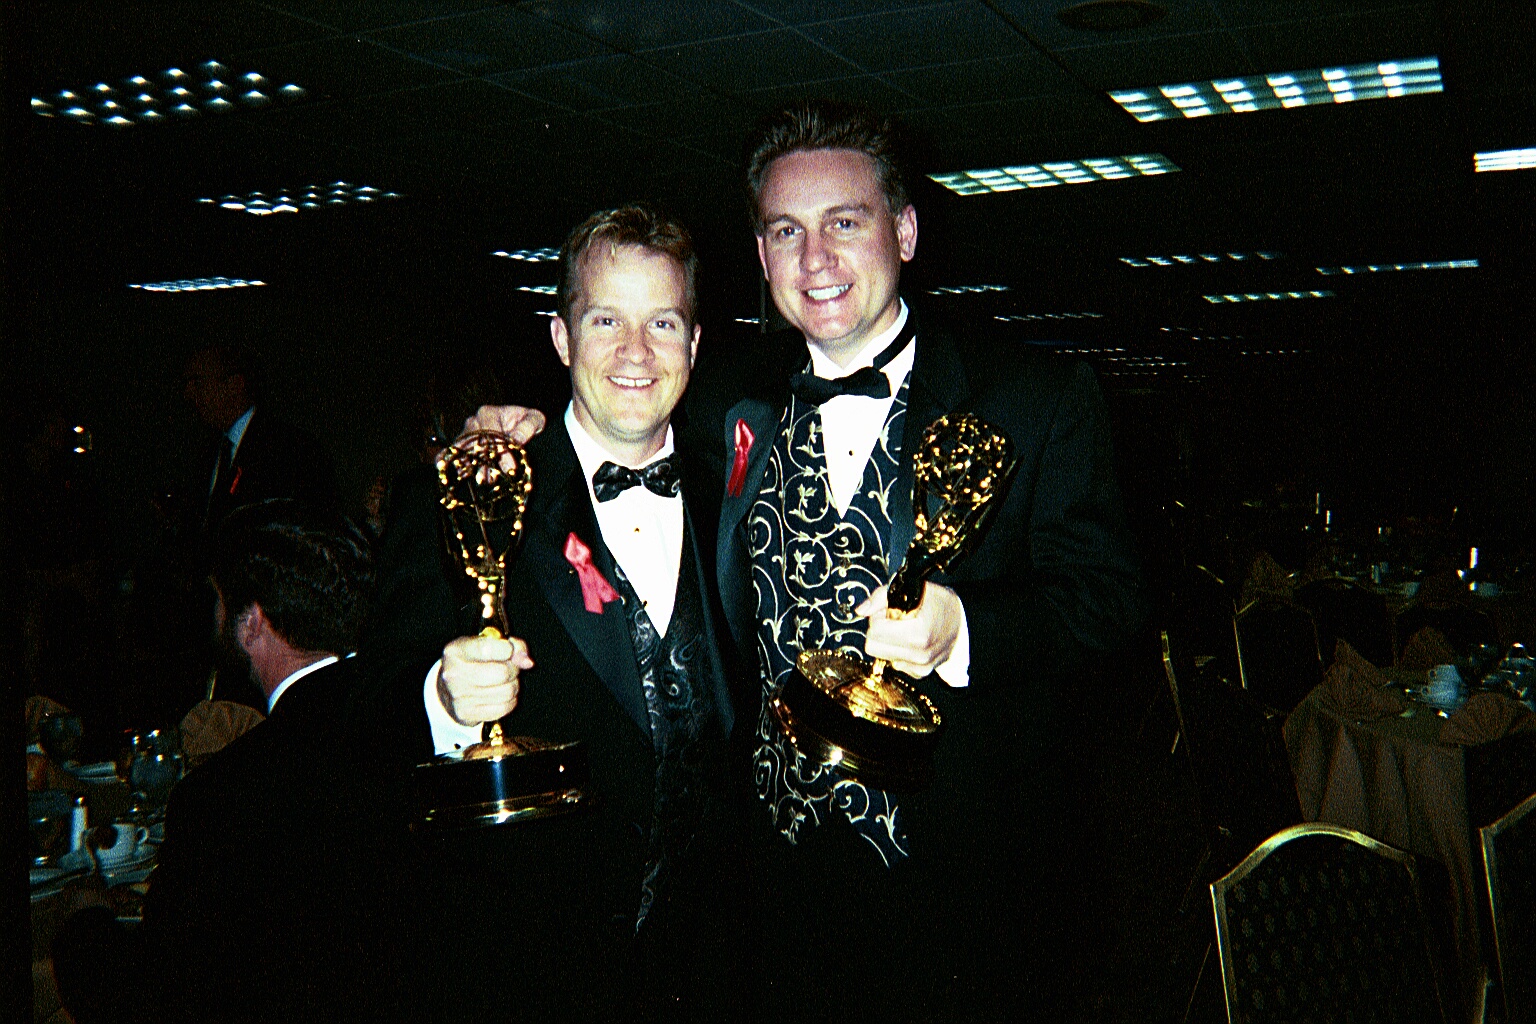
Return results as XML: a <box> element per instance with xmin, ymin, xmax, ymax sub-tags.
<box><xmin>8</xmin><ymin>0</ymin><xmax>1536</xmax><ymax>527</ymax></box>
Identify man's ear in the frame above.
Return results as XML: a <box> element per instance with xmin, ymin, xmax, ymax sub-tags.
<box><xmin>550</xmin><ymin>315</ymin><xmax>572</xmax><ymax>367</ymax></box>
<box><xmin>895</xmin><ymin>205</ymin><xmax>917</xmax><ymax>263</ymax></box>
<box><xmin>234</xmin><ymin>602</ymin><xmax>267</xmax><ymax>656</ymax></box>
<box><xmin>690</xmin><ymin>323</ymin><xmax>701</xmax><ymax>367</ymax></box>
<box><xmin>755</xmin><ymin>233</ymin><xmax>769</xmax><ymax>278</ymax></box>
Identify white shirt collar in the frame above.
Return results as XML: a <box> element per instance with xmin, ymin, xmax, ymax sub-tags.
<box><xmin>266</xmin><ymin>654</ymin><xmax>340</xmax><ymax>712</ymax></box>
<box><xmin>807</xmin><ymin>300</ymin><xmax>911</xmax><ymax>379</ymax></box>
<box><xmin>227</xmin><ymin>406</ymin><xmax>256</xmax><ymax>456</ymax></box>
<box><xmin>564</xmin><ymin>403</ymin><xmax>676</xmax><ymax>503</ymax></box>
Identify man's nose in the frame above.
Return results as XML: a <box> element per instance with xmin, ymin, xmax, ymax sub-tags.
<box><xmin>801</xmin><ymin>230</ymin><xmax>834</xmax><ymax>274</ymax></box>
<box><xmin>616</xmin><ymin>328</ymin><xmax>654</xmax><ymax>362</ymax></box>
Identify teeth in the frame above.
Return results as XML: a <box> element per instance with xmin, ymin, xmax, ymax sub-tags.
<box><xmin>609</xmin><ymin>377</ymin><xmax>654</xmax><ymax>388</ymax></box>
<box><xmin>807</xmin><ymin>284</ymin><xmax>850</xmax><ymax>301</ymax></box>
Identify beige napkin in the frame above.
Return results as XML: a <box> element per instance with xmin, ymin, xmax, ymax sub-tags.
<box><xmin>180</xmin><ymin>700</ymin><xmax>265</xmax><ymax>769</ymax></box>
<box><xmin>1317</xmin><ymin>639</ymin><xmax>1409</xmax><ymax>719</ymax></box>
<box><xmin>1241</xmin><ymin>551</ymin><xmax>1295</xmax><ymax>607</ymax></box>
<box><xmin>1438</xmin><ymin>692</ymin><xmax>1536</xmax><ymax>745</ymax></box>
<box><xmin>1398</xmin><ymin>626</ymin><xmax>1456</xmax><ymax>671</ymax></box>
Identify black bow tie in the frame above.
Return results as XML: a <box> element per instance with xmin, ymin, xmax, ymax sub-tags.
<box><xmin>787</xmin><ymin>310</ymin><xmax>918</xmax><ymax>406</ymax></box>
<box><xmin>593</xmin><ymin>457</ymin><xmax>681</xmax><ymax>502</ymax></box>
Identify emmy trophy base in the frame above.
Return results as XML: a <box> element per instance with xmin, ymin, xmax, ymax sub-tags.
<box><xmin>775</xmin><ymin>650</ymin><xmax>942</xmax><ymax>792</ymax></box>
<box><xmin>412</xmin><ymin>739</ymin><xmax>590</xmax><ymax>832</ymax></box>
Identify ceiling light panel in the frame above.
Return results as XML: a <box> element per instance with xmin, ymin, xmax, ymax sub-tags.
<box><xmin>129</xmin><ymin>277</ymin><xmax>266</xmax><ymax>293</ymax></box>
<box><xmin>200</xmin><ymin>183</ymin><xmax>400</xmax><ymax>215</ymax></box>
<box><xmin>1315</xmin><ymin>260</ymin><xmax>1478</xmax><ymax>274</ymax></box>
<box><xmin>1121</xmin><ymin>252</ymin><xmax>1281</xmax><ymax>266</ymax></box>
<box><xmin>1203</xmin><ymin>290</ymin><xmax>1333</xmax><ymax>304</ymax></box>
<box><xmin>995</xmin><ymin>312</ymin><xmax>1105</xmax><ymax>322</ymax></box>
<box><xmin>929</xmin><ymin>154</ymin><xmax>1178</xmax><ymax>195</ymax></box>
<box><xmin>927</xmin><ymin>285</ymin><xmax>1010</xmax><ymax>295</ymax></box>
<box><xmin>32</xmin><ymin>61</ymin><xmax>305</xmax><ymax>127</ymax></box>
<box><xmin>1109</xmin><ymin>57</ymin><xmax>1441</xmax><ymax>122</ymax></box>
<box><xmin>1474</xmin><ymin>149</ymin><xmax>1536</xmax><ymax>172</ymax></box>
<box><xmin>493</xmin><ymin>248</ymin><xmax>560</xmax><ymax>261</ymax></box>
<box><xmin>517</xmin><ymin>285</ymin><xmax>558</xmax><ymax>294</ymax></box>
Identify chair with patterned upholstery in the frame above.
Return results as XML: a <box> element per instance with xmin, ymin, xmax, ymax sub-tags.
<box><xmin>1482</xmin><ymin>792</ymin><xmax>1536</xmax><ymax>1024</ymax></box>
<box><xmin>1210</xmin><ymin>823</ymin><xmax>1447</xmax><ymax>1024</ymax></box>
<box><xmin>1235</xmin><ymin>598</ymin><xmax>1323</xmax><ymax>715</ymax></box>
<box><xmin>1295</xmin><ymin>578</ymin><xmax>1394</xmax><ymax>667</ymax></box>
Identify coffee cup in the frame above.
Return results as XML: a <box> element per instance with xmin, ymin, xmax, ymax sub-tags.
<box><xmin>92</xmin><ymin>823</ymin><xmax>149</xmax><ymax>867</ymax></box>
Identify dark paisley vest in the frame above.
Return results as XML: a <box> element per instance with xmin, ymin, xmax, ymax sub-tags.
<box><xmin>748</xmin><ymin>377</ymin><xmax>913</xmax><ymax>868</ymax></box>
<box><xmin>609</xmin><ymin>520</ymin><xmax>718</xmax><ymax>928</ymax></box>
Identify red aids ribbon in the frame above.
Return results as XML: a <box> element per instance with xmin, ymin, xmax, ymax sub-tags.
<box><xmin>564</xmin><ymin>532</ymin><xmax>620</xmax><ymax>614</ymax></box>
<box><xmin>727</xmin><ymin>418</ymin><xmax>755</xmax><ymax>497</ymax></box>
<box><xmin>227</xmin><ymin>466</ymin><xmax>243</xmax><ymax>495</ymax></box>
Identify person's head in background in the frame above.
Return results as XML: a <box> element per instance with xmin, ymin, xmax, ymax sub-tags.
<box><xmin>209</xmin><ymin>499</ymin><xmax>374</xmax><ymax>702</ymax></box>
<box><xmin>183</xmin><ymin>345</ymin><xmax>262</xmax><ymax>433</ymax></box>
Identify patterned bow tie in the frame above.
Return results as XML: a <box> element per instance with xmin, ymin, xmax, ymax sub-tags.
<box><xmin>593</xmin><ymin>456</ymin><xmax>681</xmax><ymax>502</ymax></box>
<box><xmin>787</xmin><ymin>307</ymin><xmax>918</xmax><ymax>406</ymax></box>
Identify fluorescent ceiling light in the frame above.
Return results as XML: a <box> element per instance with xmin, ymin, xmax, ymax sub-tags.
<box><xmin>492</xmin><ymin>248</ymin><xmax>560</xmax><ymax>262</ymax></box>
<box><xmin>1110</xmin><ymin>56</ymin><xmax>1441</xmax><ymax>122</ymax></box>
<box><xmin>32</xmin><ymin>61</ymin><xmax>305</xmax><ymax>126</ymax></box>
<box><xmin>1315</xmin><ymin>260</ymin><xmax>1478</xmax><ymax>275</ymax></box>
<box><xmin>534</xmin><ymin>310</ymin><xmax>558</xmax><ymax>317</ymax></box>
<box><xmin>927</xmin><ymin>284</ymin><xmax>1010</xmax><ymax>295</ymax></box>
<box><xmin>517</xmin><ymin>285</ymin><xmax>558</xmax><ymax>294</ymax></box>
<box><xmin>995</xmin><ymin>312</ymin><xmax>1104</xmax><ymax>322</ymax></box>
<box><xmin>1203</xmin><ymin>290</ymin><xmax>1333</xmax><ymax>304</ymax></box>
<box><xmin>199</xmin><ymin>182</ymin><xmax>400</xmax><ymax>214</ymax></box>
<box><xmin>929</xmin><ymin>154</ymin><xmax>1178</xmax><ymax>195</ymax></box>
<box><xmin>129</xmin><ymin>277</ymin><xmax>266</xmax><ymax>293</ymax></box>
<box><xmin>1474</xmin><ymin>148</ymin><xmax>1536</xmax><ymax>172</ymax></box>
<box><xmin>1121</xmin><ymin>252</ymin><xmax>1280</xmax><ymax>266</ymax></box>
<box><xmin>735</xmin><ymin>317</ymin><xmax>762</xmax><ymax>325</ymax></box>
<box><xmin>1056</xmin><ymin>347</ymin><xmax>1127</xmax><ymax>354</ymax></box>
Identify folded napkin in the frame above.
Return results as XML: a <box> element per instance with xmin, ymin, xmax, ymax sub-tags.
<box><xmin>1438</xmin><ymin>692</ymin><xmax>1536</xmax><ymax>745</ymax></box>
<box><xmin>1317</xmin><ymin>639</ymin><xmax>1409</xmax><ymax>719</ymax></box>
<box><xmin>1398</xmin><ymin>626</ymin><xmax>1456</xmax><ymax>671</ymax></box>
<box><xmin>1241</xmin><ymin>551</ymin><xmax>1295</xmax><ymax>607</ymax></box>
<box><xmin>180</xmin><ymin>700</ymin><xmax>265</xmax><ymax>769</ymax></box>
<box><xmin>1417</xmin><ymin>570</ymin><xmax>1472</xmax><ymax>607</ymax></box>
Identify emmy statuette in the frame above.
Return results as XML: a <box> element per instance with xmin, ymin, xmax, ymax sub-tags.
<box><xmin>412</xmin><ymin>431</ymin><xmax>590</xmax><ymax>830</ymax></box>
<box><xmin>773</xmin><ymin>413</ymin><xmax>1019</xmax><ymax>791</ymax></box>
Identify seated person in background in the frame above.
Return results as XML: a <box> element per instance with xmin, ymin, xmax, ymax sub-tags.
<box><xmin>142</xmin><ymin>500</ymin><xmax>379</xmax><ymax>1022</ymax></box>
<box><xmin>361</xmin><ymin>203</ymin><xmax>744</xmax><ymax>1020</ymax></box>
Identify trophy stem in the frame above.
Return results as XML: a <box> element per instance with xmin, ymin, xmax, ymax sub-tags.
<box><xmin>476</xmin><ymin>624</ymin><xmax>509</xmax><ymax>749</ymax></box>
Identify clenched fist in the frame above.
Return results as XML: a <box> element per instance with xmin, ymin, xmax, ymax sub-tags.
<box><xmin>437</xmin><ymin>633</ymin><xmax>535</xmax><ymax>727</ymax></box>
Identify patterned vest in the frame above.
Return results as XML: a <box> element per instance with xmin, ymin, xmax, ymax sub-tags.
<box><xmin>609</xmin><ymin>520</ymin><xmax>717</xmax><ymax>929</ymax></box>
<box><xmin>748</xmin><ymin>378</ymin><xmax>912</xmax><ymax>867</ymax></box>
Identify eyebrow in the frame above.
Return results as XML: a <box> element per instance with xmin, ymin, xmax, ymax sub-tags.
<box><xmin>762</xmin><ymin>202</ymin><xmax>876</xmax><ymax>225</ymax></box>
<box><xmin>583</xmin><ymin>305</ymin><xmax>687</xmax><ymax>319</ymax></box>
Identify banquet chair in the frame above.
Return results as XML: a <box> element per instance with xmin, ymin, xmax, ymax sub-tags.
<box><xmin>1395</xmin><ymin>603</ymin><xmax>1499</xmax><ymax>660</ymax></box>
<box><xmin>1163</xmin><ymin>630</ymin><xmax>1302</xmax><ymax>908</ymax></box>
<box><xmin>1211</xmin><ymin>823</ymin><xmax>1447</xmax><ymax>1024</ymax></box>
<box><xmin>1481</xmin><ymin>792</ymin><xmax>1536</xmax><ymax>1024</ymax></box>
<box><xmin>1295</xmin><ymin>578</ymin><xmax>1394</xmax><ymax>667</ymax></box>
<box><xmin>1235</xmin><ymin>598</ymin><xmax>1323</xmax><ymax>715</ymax></box>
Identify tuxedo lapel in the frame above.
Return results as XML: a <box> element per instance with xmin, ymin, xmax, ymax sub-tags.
<box><xmin>716</xmin><ymin>397</ymin><xmax>780</xmax><ymax>651</ymax></box>
<box><xmin>888</xmin><ymin>315</ymin><xmax>970</xmax><ymax>576</ymax></box>
<box><xmin>522</xmin><ymin>425</ymin><xmax>650</xmax><ymax>739</ymax></box>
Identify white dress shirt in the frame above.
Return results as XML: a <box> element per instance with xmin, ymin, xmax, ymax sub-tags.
<box><xmin>209</xmin><ymin>405</ymin><xmax>256</xmax><ymax>495</ymax></box>
<box><xmin>424</xmin><ymin>405</ymin><xmax>688</xmax><ymax>753</ymax></box>
<box><xmin>805</xmin><ymin>301</ymin><xmax>970</xmax><ymax>688</ymax></box>
<box><xmin>267</xmin><ymin>654</ymin><xmax>340</xmax><ymax>713</ymax></box>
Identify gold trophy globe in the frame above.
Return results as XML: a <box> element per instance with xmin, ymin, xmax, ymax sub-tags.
<box><xmin>412</xmin><ymin>430</ymin><xmax>590</xmax><ymax>830</ymax></box>
<box><xmin>773</xmin><ymin>413</ymin><xmax>1019</xmax><ymax>791</ymax></box>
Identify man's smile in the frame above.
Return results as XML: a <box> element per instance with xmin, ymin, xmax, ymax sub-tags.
<box><xmin>608</xmin><ymin>375</ymin><xmax>656</xmax><ymax>389</ymax></box>
<box><xmin>805</xmin><ymin>284</ymin><xmax>851</xmax><ymax>302</ymax></box>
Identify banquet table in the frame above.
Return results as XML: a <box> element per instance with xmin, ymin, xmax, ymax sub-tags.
<box><xmin>1285</xmin><ymin>689</ymin><xmax>1488</xmax><ymax>1022</ymax></box>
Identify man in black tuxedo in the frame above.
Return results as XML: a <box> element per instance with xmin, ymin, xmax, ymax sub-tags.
<box><xmin>182</xmin><ymin>345</ymin><xmax>337</xmax><ymax>533</ymax></box>
<box><xmin>364</xmin><ymin>204</ymin><xmax>741</xmax><ymax>1020</ymax></box>
<box><xmin>470</xmin><ymin>102</ymin><xmax>1142</xmax><ymax>1020</ymax></box>
<box><xmin>139</xmin><ymin>501</ymin><xmax>378</xmax><ymax>1023</ymax></box>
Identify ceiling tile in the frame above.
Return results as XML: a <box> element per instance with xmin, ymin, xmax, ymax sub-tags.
<box><xmin>1210</xmin><ymin>0</ymin><xmax>1431</xmax><ymax>30</ymax></box>
<box><xmin>595</xmin><ymin>92</ymin><xmax>764</xmax><ymax>139</ymax></box>
<box><xmin>1055</xmin><ymin>31</ymin><xmax>1254</xmax><ymax>88</ymax></box>
<box><xmin>491</xmin><ymin>54</ymin><xmax>700</xmax><ymax>112</ymax></box>
<box><xmin>802</xmin><ymin>3</ymin><xmax>1029</xmax><ymax>72</ymax></box>
<box><xmin>991</xmin><ymin>0</ymin><xmax>1224</xmax><ymax>51</ymax></box>
<box><xmin>900</xmin><ymin>92</ymin><xmax>1129</xmax><ymax>154</ymax></box>
<box><xmin>747</xmin><ymin>73</ymin><xmax>922</xmax><ymax>111</ymax></box>
<box><xmin>1234</xmin><ymin>8</ymin><xmax>1443</xmax><ymax>73</ymax></box>
<box><xmin>366</xmin><ymin>7</ymin><xmax>606</xmax><ymax>75</ymax></box>
<box><xmin>258</xmin><ymin>0</ymin><xmax>501</xmax><ymax>34</ymax></box>
<box><xmin>646</xmin><ymin>30</ymin><xmax>860</xmax><ymax>93</ymax></box>
<box><xmin>529</xmin><ymin>0</ymin><xmax>778</xmax><ymax>50</ymax></box>
<box><xmin>739</xmin><ymin>0</ymin><xmax>954</xmax><ymax>27</ymax></box>
<box><xmin>883</xmin><ymin>53</ymin><xmax>1076</xmax><ymax>106</ymax></box>
<box><xmin>244</xmin><ymin>34</ymin><xmax>465</xmax><ymax>101</ymax></box>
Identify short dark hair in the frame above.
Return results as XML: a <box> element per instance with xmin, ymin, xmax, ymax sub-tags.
<box><xmin>745</xmin><ymin>99</ymin><xmax>910</xmax><ymax>233</ymax></box>
<box><xmin>210</xmin><ymin>500</ymin><xmax>374</xmax><ymax>655</ymax></box>
<box><xmin>556</xmin><ymin>203</ymin><xmax>698</xmax><ymax>324</ymax></box>
<box><xmin>189</xmin><ymin>344</ymin><xmax>264</xmax><ymax>404</ymax></box>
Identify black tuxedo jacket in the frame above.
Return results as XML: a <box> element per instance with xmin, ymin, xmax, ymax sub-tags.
<box><xmin>201</xmin><ymin>408</ymin><xmax>338</xmax><ymax>530</ymax></box>
<box><xmin>143</xmin><ymin>657</ymin><xmax>391</xmax><ymax>1023</ymax></box>
<box><xmin>360</xmin><ymin>416</ymin><xmax>745</xmax><ymax>1020</ymax></box>
<box><xmin>680</xmin><ymin>306</ymin><xmax>1143</xmax><ymax>1017</ymax></box>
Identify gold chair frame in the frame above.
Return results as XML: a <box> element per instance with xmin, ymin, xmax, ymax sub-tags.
<box><xmin>1210</xmin><ymin>822</ymin><xmax>1446</xmax><ymax>1024</ymax></box>
<box><xmin>1480</xmin><ymin>790</ymin><xmax>1536</xmax><ymax>1024</ymax></box>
